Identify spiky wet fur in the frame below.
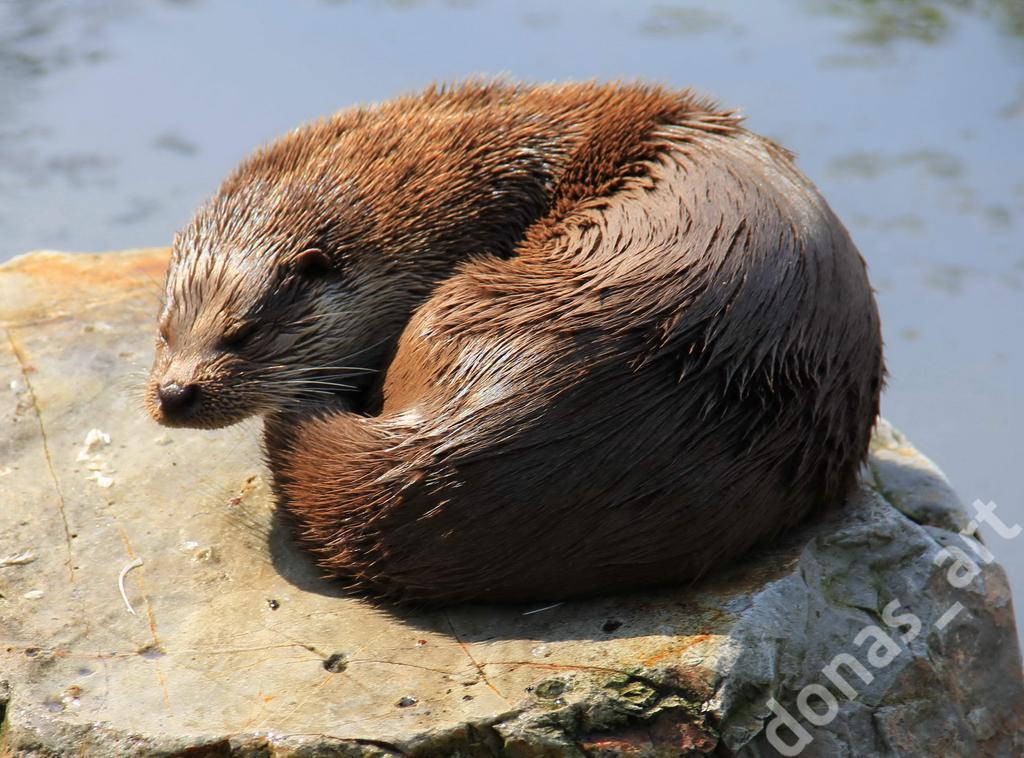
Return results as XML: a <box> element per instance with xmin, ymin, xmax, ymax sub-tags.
<box><xmin>149</xmin><ymin>80</ymin><xmax>884</xmax><ymax>604</ymax></box>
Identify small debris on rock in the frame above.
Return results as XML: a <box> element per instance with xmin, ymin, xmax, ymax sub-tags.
<box><xmin>87</xmin><ymin>471</ymin><xmax>114</xmax><ymax>488</ymax></box>
<box><xmin>0</xmin><ymin>549</ymin><xmax>37</xmax><ymax>567</ymax></box>
<box><xmin>267</xmin><ymin>598</ymin><xmax>280</xmax><ymax>610</ymax></box>
<box><xmin>61</xmin><ymin>684</ymin><xmax>82</xmax><ymax>709</ymax></box>
<box><xmin>23</xmin><ymin>589</ymin><xmax>44</xmax><ymax>600</ymax></box>
<box><xmin>415</xmin><ymin>639</ymin><xmax>427</xmax><ymax>647</ymax></box>
<box><xmin>522</xmin><ymin>601</ymin><xmax>563</xmax><ymax>615</ymax></box>
<box><xmin>323</xmin><ymin>652</ymin><xmax>348</xmax><ymax>673</ymax></box>
<box><xmin>78</xmin><ymin>429</ymin><xmax>115</xmax><ymax>487</ymax></box>
<box><xmin>137</xmin><ymin>644</ymin><xmax>165</xmax><ymax>660</ymax></box>
<box><xmin>153</xmin><ymin>435</ymin><xmax>172</xmax><ymax>446</ymax></box>
<box><xmin>190</xmin><ymin>546</ymin><xmax>216</xmax><ymax>563</ymax></box>
<box><xmin>118</xmin><ymin>557</ymin><xmax>144</xmax><ymax>616</ymax></box>
<box><xmin>396</xmin><ymin>695</ymin><xmax>418</xmax><ymax>708</ymax></box>
<box><xmin>77</xmin><ymin>428</ymin><xmax>111</xmax><ymax>460</ymax></box>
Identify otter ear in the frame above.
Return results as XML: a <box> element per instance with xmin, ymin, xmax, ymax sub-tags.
<box><xmin>291</xmin><ymin>248</ymin><xmax>333</xmax><ymax>277</ymax></box>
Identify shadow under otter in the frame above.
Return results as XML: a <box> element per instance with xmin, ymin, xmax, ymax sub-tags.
<box><xmin>148</xmin><ymin>81</ymin><xmax>884</xmax><ymax>605</ymax></box>
<box><xmin>263</xmin><ymin>493</ymin><xmax>818</xmax><ymax>644</ymax></box>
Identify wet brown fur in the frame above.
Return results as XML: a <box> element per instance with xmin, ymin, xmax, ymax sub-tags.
<box><xmin>149</xmin><ymin>81</ymin><xmax>884</xmax><ymax>604</ymax></box>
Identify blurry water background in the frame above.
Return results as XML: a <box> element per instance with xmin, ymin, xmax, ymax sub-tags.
<box><xmin>1</xmin><ymin>0</ymin><xmax>1021</xmax><ymax>639</ymax></box>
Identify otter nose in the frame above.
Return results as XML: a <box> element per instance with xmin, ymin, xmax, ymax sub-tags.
<box><xmin>158</xmin><ymin>382</ymin><xmax>200</xmax><ymax>418</ymax></box>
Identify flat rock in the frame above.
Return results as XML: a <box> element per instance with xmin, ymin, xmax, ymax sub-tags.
<box><xmin>1</xmin><ymin>249</ymin><xmax>1022</xmax><ymax>756</ymax></box>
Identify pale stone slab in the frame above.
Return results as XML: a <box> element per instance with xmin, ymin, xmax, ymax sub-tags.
<box><xmin>1</xmin><ymin>250</ymin><xmax>1021</xmax><ymax>755</ymax></box>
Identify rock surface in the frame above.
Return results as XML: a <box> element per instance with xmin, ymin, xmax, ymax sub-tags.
<box><xmin>1</xmin><ymin>249</ymin><xmax>1022</xmax><ymax>757</ymax></box>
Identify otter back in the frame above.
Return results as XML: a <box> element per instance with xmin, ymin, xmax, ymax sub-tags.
<box><xmin>156</xmin><ymin>81</ymin><xmax>884</xmax><ymax>604</ymax></box>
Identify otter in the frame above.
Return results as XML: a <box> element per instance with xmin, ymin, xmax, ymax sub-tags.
<box><xmin>146</xmin><ymin>81</ymin><xmax>884</xmax><ymax>604</ymax></box>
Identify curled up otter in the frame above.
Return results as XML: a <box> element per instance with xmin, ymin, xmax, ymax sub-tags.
<box><xmin>146</xmin><ymin>81</ymin><xmax>884</xmax><ymax>604</ymax></box>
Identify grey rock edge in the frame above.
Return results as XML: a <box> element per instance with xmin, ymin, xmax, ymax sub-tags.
<box><xmin>0</xmin><ymin>249</ymin><xmax>1021</xmax><ymax>757</ymax></box>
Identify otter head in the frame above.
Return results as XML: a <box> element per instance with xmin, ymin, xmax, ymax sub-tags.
<box><xmin>148</xmin><ymin>239</ymin><xmax>355</xmax><ymax>428</ymax></box>
<box><xmin>145</xmin><ymin>188</ymin><xmax>418</xmax><ymax>430</ymax></box>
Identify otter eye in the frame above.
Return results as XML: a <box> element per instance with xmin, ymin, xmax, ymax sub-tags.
<box><xmin>220</xmin><ymin>321</ymin><xmax>256</xmax><ymax>351</ymax></box>
<box><xmin>292</xmin><ymin>248</ymin><xmax>332</xmax><ymax>278</ymax></box>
